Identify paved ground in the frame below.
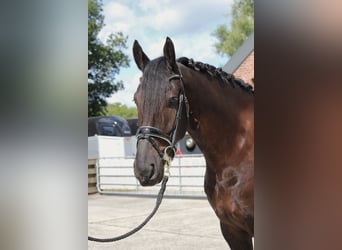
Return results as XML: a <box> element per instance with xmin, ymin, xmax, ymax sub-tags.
<box><xmin>88</xmin><ymin>193</ymin><xmax>229</xmax><ymax>250</ymax></box>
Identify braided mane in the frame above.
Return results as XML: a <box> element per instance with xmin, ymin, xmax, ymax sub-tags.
<box><xmin>177</xmin><ymin>57</ymin><xmax>254</xmax><ymax>94</ymax></box>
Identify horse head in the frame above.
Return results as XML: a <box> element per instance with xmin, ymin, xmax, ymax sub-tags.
<box><xmin>132</xmin><ymin>37</ymin><xmax>187</xmax><ymax>186</ymax></box>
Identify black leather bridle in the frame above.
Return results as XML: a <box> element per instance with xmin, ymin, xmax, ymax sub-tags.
<box><xmin>136</xmin><ymin>71</ymin><xmax>189</xmax><ymax>167</ymax></box>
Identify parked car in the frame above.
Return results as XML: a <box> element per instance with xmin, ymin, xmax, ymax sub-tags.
<box><xmin>88</xmin><ymin>116</ymin><xmax>132</xmax><ymax>137</ymax></box>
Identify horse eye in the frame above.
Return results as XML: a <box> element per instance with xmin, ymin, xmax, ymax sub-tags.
<box><xmin>167</xmin><ymin>97</ymin><xmax>179</xmax><ymax>108</ymax></box>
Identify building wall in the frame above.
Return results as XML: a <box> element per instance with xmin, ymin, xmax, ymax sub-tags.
<box><xmin>233</xmin><ymin>50</ymin><xmax>254</xmax><ymax>86</ymax></box>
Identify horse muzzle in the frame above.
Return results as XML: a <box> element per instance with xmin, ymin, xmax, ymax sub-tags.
<box><xmin>134</xmin><ymin>140</ymin><xmax>164</xmax><ymax>186</ymax></box>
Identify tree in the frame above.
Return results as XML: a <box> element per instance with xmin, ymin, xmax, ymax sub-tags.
<box><xmin>88</xmin><ymin>0</ymin><xmax>130</xmax><ymax>117</ymax></box>
<box><xmin>213</xmin><ymin>0</ymin><xmax>254</xmax><ymax>57</ymax></box>
<box><xmin>105</xmin><ymin>103</ymin><xmax>137</xmax><ymax>119</ymax></box>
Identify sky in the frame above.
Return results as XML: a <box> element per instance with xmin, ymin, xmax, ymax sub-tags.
<box><xmin>100</xmin><ymin>0</ymin><xmax>233</xmax><ymax>107</ymax></box>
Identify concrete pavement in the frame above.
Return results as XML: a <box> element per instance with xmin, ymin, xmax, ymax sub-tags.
<box><xmin>88</xmin><ymin>194</ymin><xmax>229</xmax><ymax>250</ymax></box>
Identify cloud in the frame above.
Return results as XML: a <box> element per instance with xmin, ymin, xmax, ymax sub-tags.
<box><xmin>99</xmin><ymin>2</ymin><xmax>135</xmax><ymax>41</ymax></box>
<box><xmin>133</xmin><ymin>0</ymin><xmax>233</xmax><ymax>33</ymax></box>
<box><xmin>101</xmin><ymin>0</ymin><xmax>232</xmax><ymax>44</ymax></box>
<box><xmin>100</xmin><ymin>0</ymin><xmax>233</xmax><ymax>107</ymax></box>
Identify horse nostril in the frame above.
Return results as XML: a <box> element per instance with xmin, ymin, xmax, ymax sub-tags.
<box><xmin>149</xmin><ymin>163</ymin><xmax>155</xmax><ymax>179</ymax></box>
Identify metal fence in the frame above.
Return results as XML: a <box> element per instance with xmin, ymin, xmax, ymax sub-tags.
<box><xmin>95</xmin><ymin>154</ymin><xmax>207</xmax><ymax>198</ymax></box>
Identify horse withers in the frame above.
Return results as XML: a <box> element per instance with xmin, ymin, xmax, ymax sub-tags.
<box><xmin>132</xmin><ymin>37</ymin><xmax>254</xmax><ymax>250</ymax></box>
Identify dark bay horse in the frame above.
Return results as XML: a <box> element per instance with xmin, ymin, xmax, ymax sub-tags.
<box><xmin>133</xmin><ymin>37</ymin><xmax>254</xmax><ymax>250</ymax></box>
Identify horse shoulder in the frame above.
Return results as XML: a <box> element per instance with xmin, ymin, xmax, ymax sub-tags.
<box><xmin>204</xmin><ymin>162</ymin><xmax>253</xmax><ymax>234</ymax></box>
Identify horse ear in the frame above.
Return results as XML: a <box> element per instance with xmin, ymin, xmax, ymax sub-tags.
<box><xmin>133</xmin><ymin>40</ymin><xmax>150</xmax><ymax>71</ymax></box>
<box><xmin>163</xmin><ymin>37</ymin><xmax>178</xmax><ymax>72</ymax></box>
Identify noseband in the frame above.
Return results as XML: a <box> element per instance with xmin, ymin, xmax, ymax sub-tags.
<box><xmin>136</xmin><ymin>71</ymin><xmax>189</xmax><ymax>168</ymax></box>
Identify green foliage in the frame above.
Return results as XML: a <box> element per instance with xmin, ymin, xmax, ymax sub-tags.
<box><xmin>105</xmin><ymin>103</ymin><xmax>137</xmax><ymax>119</ymax></box>
<box><xmin>88</xmin><ymin>0</ymin><xmax>130</xmax><ymax>117</ymax></box>
<box><xmin>213</xmin><ymin>0</ymin><xmax>254</xmax><ymax>57</ymax></box>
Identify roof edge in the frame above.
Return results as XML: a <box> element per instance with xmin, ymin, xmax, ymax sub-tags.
<box><xmin>222</xmin><ymin>32</ymin><xmax>254</xmax><ymax>74</ymax></box>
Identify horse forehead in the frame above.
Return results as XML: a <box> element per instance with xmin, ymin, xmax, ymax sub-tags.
<box><xmin>139</xmin><ymin>81</ymin><xmax>170</xmax><ymax>115</ymax></box>
<box><xmin>144</xmin><ymin>58</ymin><xmax>167</xmax><ymax>75</ymax></box>
<box><xmin>140</xmin><ymin>75</ymin><xmax>172</xmax><ymax>96</ymax></box>
<box><xmin>141</xmin><ymin>70</ymin><xmax>164</xmax><ymax>86</ymax></box>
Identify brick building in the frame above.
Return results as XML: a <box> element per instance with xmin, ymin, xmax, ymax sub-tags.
<box><xmin>223</xmin><ymin>32</ymin><xmax>254</xmax><ymax>87</ymax></box>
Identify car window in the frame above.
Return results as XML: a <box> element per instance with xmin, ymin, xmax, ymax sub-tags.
<box><xmin>100</xmin><ymin>124</ymin><xmax>122</xmax><ymax>136</ymax></box>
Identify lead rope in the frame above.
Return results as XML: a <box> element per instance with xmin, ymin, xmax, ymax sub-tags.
<box><xmin>88</xmin><ymin>175</ymin><xmax>169</xmax><ymax>242</ymax></box>
<box><xmin>89</xmin><ymin>69</ymin><xmax>187</xmax><ymax>243</ymax></box>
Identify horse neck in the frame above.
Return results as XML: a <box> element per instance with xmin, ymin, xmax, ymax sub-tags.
<box><xmin>180</xmin><ymin>65</ymin><xmax>254</xmax><ymax>166</ymax></box>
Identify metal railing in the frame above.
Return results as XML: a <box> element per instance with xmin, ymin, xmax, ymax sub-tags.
<box><xmin>95</xmin><ymin>154</ymin><xmax>207</xmax><ymax>198</ymax></box>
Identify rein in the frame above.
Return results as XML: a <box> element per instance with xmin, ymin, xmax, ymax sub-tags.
<box><xmin>88</xmin><ymin>69</ymin><xmax>189</xmax><ymax>243</ymax></box>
